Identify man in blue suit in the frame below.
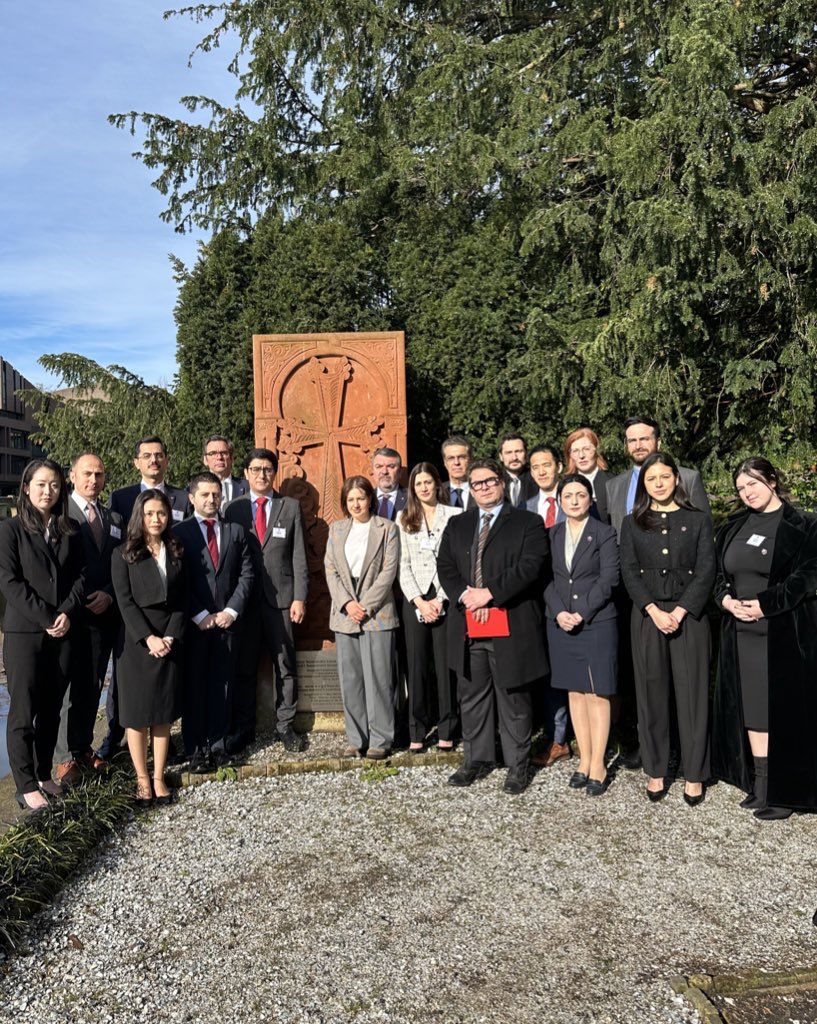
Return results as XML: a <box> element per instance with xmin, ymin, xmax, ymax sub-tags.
<box><xmin>174</xmin><ymin>472</ymin><xmax>254</xmax><ymax>772</ymax></box>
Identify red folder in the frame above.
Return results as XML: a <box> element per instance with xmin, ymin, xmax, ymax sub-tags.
<box><xmin>466</xmin><ymin>608</ymin><xmax>510</xmax><ymax>638</ymax></box>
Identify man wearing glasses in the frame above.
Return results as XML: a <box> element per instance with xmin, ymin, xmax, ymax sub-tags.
<box><xmin>109</xmin><ymin>435</ymin><xmax>191</xmax><ymax>522</ymax></box>
<box><xmin>224</xmin><ymin>448</ymin><xmax>308</xmax><ymax>753</ymax></box>
<box><xmin>202</xmin><ymin>435</ymin><xmax>249</xmax><ymax>508</ymax></box>
<box><xmin>437</xmin><ymin>458</ymin><xmax>549</xmax><ymax>794</ymax></box>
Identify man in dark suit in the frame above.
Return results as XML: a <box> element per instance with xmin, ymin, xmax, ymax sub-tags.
<box><xmin>499</xmin><ymin>433</ymin><xmax>539</xmax><ymax>509</ymax></box>
<box><xmin>224</xmin><ymin>448</ymin><xmax>308</xmax><ymax>752</ymax></box>
<box><xmin>605</xmin><ymin>416</ymin><xmax>711</xmax><ymax>538</ymax></box>
<box><xmin>440</xmin><ymin>434</ymin><xmax>476</xmax><ymax>510</ymax></box>
<box><xmin>202</xmin><ymin>434</ymin><xmax>249</xmax><ymax>509</ymax></box>
<box><xmin>98</xmin><ymin>435</ymin><xmax>189</xmax><ymax>762</ymax></box>
<box><xmin>437</xmin><ymin>458</ymin><xmax>550</xmax><ymax>794</ymax></box>
<box><xmin>109</xmin><ymin>435</ymin><xmax>191</xmax><ymax>524</ymax></box>
<box><xmin>53</xmin><ymin>453</ymin><xmax>124</xmax><ymax>784</ymax></box>
<box><xmin>371</xmin><ymin>447</ymin><xmax>407</xmax><ymax>520</ymax></box>
<box><xmin>174</xmin><ymin>472</ymin><xmax>254</xmax><ymax>772</ymax></box>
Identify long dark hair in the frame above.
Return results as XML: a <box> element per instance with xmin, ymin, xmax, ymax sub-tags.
<box><xmin>122</xmin><ymin>489</ymin><xmax>183</xmax><ymax>563</ymax></box>
<box><xmin>732</xmin><ymin>456</ymin><xmax>789</xmax><ymax>502</ymax></box>
<box><xmin>401</xmin><ymin>462</ymin><xmax>444</xmax><ymax>533</ymax></box>
<box><xmin>16</xmin><ymin>459</ymin><xmax>76</xmax><ymax>537</ymax></box>
<box><xmin>632</xmin><ymin>452</ymin><xmax>696</xmax><ymax>531</ymax></box>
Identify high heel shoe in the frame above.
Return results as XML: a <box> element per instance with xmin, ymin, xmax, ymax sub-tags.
<box><xmin>134</xmin><ymin>776</ymin><xmax>153</xmax><ymax>809</ymax></box>
<box><xmin>152</xmin><ymin>778</ymin><xmax>175</xmax><ymax>806</ymax></box>
<box><xmin>646</xmin><ymin>783</ymin><xmax>669</xmax><ymax>803</ymax></box>
<box><xmin>683</xmin><ymin>785</ymin><xmax>706</xmax><ymax>807</ymax></box>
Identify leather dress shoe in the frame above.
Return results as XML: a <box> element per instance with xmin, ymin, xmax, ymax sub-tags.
<box><xmin>365</xmin><ymin>746</ymin><xmax>390</xmax><ymax>760</ymax></box>
<box><xmin>739</xmin><ymin>791</ymin><xmax>762</xmax><ymax>810</ymax></box>
<box><xmin>568</xmin><ymin>771</ymin><xmax>588</xmax><ymax>789</ymax></box>
<box><xmin>57</xmin><ymin>760</ymin><xmax>82</xmax><ymax>786</ymax></box>
<box><xmin>531</xmin><ymin>741</ymin><xmax>571</xmax><ymax>768</ymax></box>
<box><xmin>585</xmin><ymin>776</ymin><xmax>608</xmax><ymax>797</ymax></box>
<box><xmin>278</xmin><ymin>727</ymin><xmax>303</xmax><ymax>753</ymax></box>
<box><xmin>188</xmin><ymin>750</ymin><xmax>211</xmax><ymax>775</ymax></box>
<box><xmin>342</xmin><ymin>745</ymin><xmax>362</xmax><ymax>759</ymax></box>
<box><xmin>448</xmin><ymin>761</ymin><xmax>493</xmax><ymax>787</ymax></box>
<box><xmin>503</xmin><ymin>764</ymin><xmax>529</xmax><ymax>795</ymax></box>
<box><xmin>78</xmin><ymin>749</ymin><xmax>109</xmax><ymax>772</ymax></box>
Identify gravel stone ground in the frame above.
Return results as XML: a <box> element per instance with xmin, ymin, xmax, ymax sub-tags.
<box><xmin>2</xmin><ymin>760</ymin><xmax>817</xmax><ymax>1024</ymax></box>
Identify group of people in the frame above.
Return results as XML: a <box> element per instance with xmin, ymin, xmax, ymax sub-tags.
<box><xmin>2</xmin><ymin>418</ymin><xmax>815</xmax><ymax>823</ymax></box>
<box><xmin>0</xmin><ymin>437</ymin><xmax>306</xmax><ymax>811</ymax></box>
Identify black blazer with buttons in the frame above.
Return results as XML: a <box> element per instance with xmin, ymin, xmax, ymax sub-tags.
<box><xmin>0</xmin><ymin>516</ymin><xmax>86</xmax><ymax>633</ymax></box>
<box><xmin>619</xmin><ymin>508</ymin><xmax>714</xmax><ymax>617</ymax></box>
<box><xmin>545</xmin><ymin>519</ymin><xmax>619</xmax><ymax>624</ymax></box>
<box><xmin>110</xmin><ymin>483</ymin><xmax>191</xmax><ymax>524</ymax></box>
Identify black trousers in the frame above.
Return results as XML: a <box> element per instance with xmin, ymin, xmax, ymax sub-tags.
<box><xmin>184</xmin><ymin>625</ymin><xmax>240</xmax><ymax>754</ymax></box>
<box><xmin>5</xmin><ymin>631</ymin><xmax>72</xmax><ymax>794</ymax></box>
<box><xmin>401</xmin><ymin>600</ymin><xmax>457</xmax><ymax>742</ymax></box>
<box><xmin>233</xmin><ymin>603</ymin><xmax>297</xmax><ymax>739</ymax></box>
<box><xmin>458</xmin><ymin>639</ymin><xmax>532</xmax><ymax>768</ymax></box>
<box><xmin>55</xmin><ymin>619</ymin><xmax>117</xmax><ymax>763</ymax></box>
<box><xmin>630</xmin><ymin>606</ymin><xmax>711</xmax><ymax>782</ymax></box>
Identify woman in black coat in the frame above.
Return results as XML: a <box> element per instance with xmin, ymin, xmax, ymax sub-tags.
<box><xmin>0</xmin><ymin>459</ymin><xmax>85</xmax><ymax>811</ymax></box>
<box><xmin>712</xmin><ymin>457</ymin><xmax>817</xmax><ymax>820</ymax></box>
<box><xmin>545</xmin><ymin>474</ymin><xmax>619</xmax><ymax>795</ymax></box>
<box><xmin>112</xmin><ymin>490</ymin><xmax>187</xmax><ymax>806</ymax></box>
<box><xmin>619</xmin><ymin>452</ymin><xmax>715</xmax><ymax>805</ymax></box>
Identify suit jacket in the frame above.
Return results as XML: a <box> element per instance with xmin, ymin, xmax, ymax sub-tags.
<box><xmin>375</xmin><ymin>488</ymin><xmax>408</xmax><ymax>521</ymax></box>
<box><xmin>173</xmin><ymin>517</ymin><xmax>254</xmax><ymax>621</ymax></box>
<box><xmin>218</xmin><ymin>476</ymin><xmax>249</xmax><ymax>506</ymax></box>
<box><xmin>224</xmin><ymin>492</ymin><xmax>308</xmax><ymax>608</ymax></box>
<box><xmin>544</xmin><ymin>519</ymin><xmax>619</xmax><ymax>623</ymax></box>
<box><xmin>68</xmin><ymin>499</ymin><xmax>124</xmax><ymax>625</ymax></box>
<box><xmin>0</xmin><ymin>517</ymin><xmax>86</xmax><ymax>632</ymax></box>
<box><xmin>589</xmin><ymin>469</ymin><xmax>612</xmax><ymax>524</ymax></box>
<box><xmin>525</xmin><ymin>491</ymin><xmax>566</xmax><ymax>527</ymax></box>
<box><xmin>437</xmin><ymin>504</ymin><xmax>550</xmax><ymax>687</ymax></box>
<box><xmin>110</xmin><ymin>483</ymin><xmax>191</xmax><ymax>524</ymax></box>
<box><xmin>606</xmin><ymin>464</ymin><xmax>711</xmax><ymax>537</ymax></box>
<box><xmin>441</xmin><ymin>482</ymin><xmax>477</xmax><ymax>511</ymax></box>
<box><xmin>503</xmin><ymin>470</ymin><xmax>539</xmax><ymax>509</ymax></box>
<box><xmin>111</xmin><ymin>548</ymin><xmax>187</xmax><ymax>643</ymax></box>
<box><xmin>324</xmin><ymin>516</ymin><xmax>400</xmax><ymax>633</ymax></box>
<box><xmin>396</xmin><ymin>504</ymin><xmax>463</xmax><ymax>604</ymax></box>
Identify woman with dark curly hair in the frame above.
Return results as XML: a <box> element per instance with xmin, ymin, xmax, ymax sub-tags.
<box><xmin>0</xmin><ymin>459</ymin><xmax>85</xmax><ymax>811</ymax></box>
<box><xmin>712</xmin><ymin>457</ymin><xmax>817</xmax><ymax>820</ymax></box>
<box><xmin>112</xmin><ymin>490</ymin><xmax>187</xmax><ymax>806</ymax></box>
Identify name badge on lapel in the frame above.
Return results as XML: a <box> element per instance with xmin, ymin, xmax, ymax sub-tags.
<box><xmin>110</xmin><ymin>525</ymin><xmax>122</xmax><ymax>539</ymax></box>
<box><xmin>172</xmin><ymin>510</ymin><xmax>184</xmax><ymax>522</ymax></box>
<box><xmin>272</xmin><ymin>527</ymin><xmax>287</xmax><ymax>539</ymax></box>
<box><xmin>747</xmin><ymin>534</ymin><xmax>765</xmax><ymax>547</ymax></box>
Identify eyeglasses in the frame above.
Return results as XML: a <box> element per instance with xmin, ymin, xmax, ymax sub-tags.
<box><xmin>206</xmin><ymin>449</ymin><xmax>230</xmax><ymax>458</ymax></box>
<box><xmin>569</xmin><ymin>446</ymin><xmax>596</xmax><ymax>457</ymax></box>
<box><xmin>247</xmin><ymin>466</ymin><xmax>275</xmax><ymax>476</ymax></box>
<box><xmin>137</xmin><ymin>452</ymin><xmax>166</xmax><ymax>462</ymax></box>
<box><xmin>470</xmin><ymin>477</ymin><xmax>501</xmax><ymax>490</ymax></box>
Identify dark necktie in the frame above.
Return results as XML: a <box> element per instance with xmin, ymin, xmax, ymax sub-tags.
<box><xmin>255</xmin><ymin>497</ymin><xmax>268</xmax><ymax>543</ymax></box>
<box><xmin>451</xmin><ymin>488</ymin><xmax>463</xmax><ymax>508</ymax></box>
<box><xmin>86</xmin><ymin>503</ymin><xmax>104</xmax><ymax>549</ymax></box>
<box><xmin>204</xmin><ymin>519</ymin><xmax>219</xmax><ymax>569</ymax></box>
<box><xmin>545</xmin><ymin>497</ymin><xmax>556</xmax><ymax>529</ymax></box>
<box><xmin>378</xmin><ymin>494</ymin><xmax>391</xmax><ymax>519</ymax></box>
<box><xmin>474</xmin><ymin>513</ymin><xmax>492</xmax><ymax>587</ymax></box>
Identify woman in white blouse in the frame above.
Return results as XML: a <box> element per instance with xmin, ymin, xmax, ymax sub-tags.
<box><xmin>324</xmin><ymin>475</ymin><xmax>400</xmax><ymax>760</ymax></box>
<box><xmin>397</xmin><ymin>463</ymin><xmax>463</xmax><ymax>752</ymax></box>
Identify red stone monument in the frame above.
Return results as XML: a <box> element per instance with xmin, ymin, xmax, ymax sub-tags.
<box><xmin>253</xmin><ymin>331</ymin><xmax>407</xmax><ymax>723</ymax></box>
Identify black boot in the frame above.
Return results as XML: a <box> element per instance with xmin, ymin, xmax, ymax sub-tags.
<box><xmin>750</xmin><ymin>757</ymin><xmax>792</xmax><ymax>820</ymax></box>
<box><xmin>740</xmin><ymin>755</ymin><xmax>767</xmax><ymax>809</ymax></box>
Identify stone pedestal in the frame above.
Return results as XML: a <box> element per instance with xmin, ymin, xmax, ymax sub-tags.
<box><xmin>252</xmin><ymin>332</ymin><xmax>407</xmax><ymax>726</ymax></box>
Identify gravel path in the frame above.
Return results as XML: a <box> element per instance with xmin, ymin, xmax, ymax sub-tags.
<box><xmin>3</xmin><ymin>761</ymin><xmax>817</xmax><ymax>1024</ymax></box>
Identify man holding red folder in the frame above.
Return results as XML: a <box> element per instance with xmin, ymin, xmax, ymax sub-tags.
<box><xmin>437</xmin><ymin>458</ymin><xmax>550</xmax><ymax>794</ymax></box>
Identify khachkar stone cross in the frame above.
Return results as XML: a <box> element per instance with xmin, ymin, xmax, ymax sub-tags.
<box><xmin>253</xmin><ymin>331</ymin><xmax>407</xmax><ymax>647</ymax></box>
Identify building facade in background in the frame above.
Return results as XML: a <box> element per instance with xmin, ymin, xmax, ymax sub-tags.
<box><xmin>0</xmin><ymin>358</ymin><xmax>41</xmax><ymax>495</ymax></box>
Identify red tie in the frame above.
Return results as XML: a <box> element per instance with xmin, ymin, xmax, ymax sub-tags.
<box><xmin>204</xmin><ymin>519</ymin><xmax>219</xmax><ymax>569</ymax></box>
<box><xmin>545</xmin><ymin>497</ymin><xmax>556</xmax><ymax>529</ymax></box>
<box><xmin>255</xmin><ymin>497</ymin><xmax>268</xmax><ymax>543</ymax></box>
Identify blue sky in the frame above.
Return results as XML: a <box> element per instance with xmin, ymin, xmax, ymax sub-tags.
<box><xmin>0</xmin><ymin>2</ymin><xmax>237</xmax><ymax>390</ymax></box>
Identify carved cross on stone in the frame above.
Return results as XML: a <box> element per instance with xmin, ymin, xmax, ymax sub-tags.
<box><xmin>277</xmin><ymin>357</ymin><xmax>384</xmax><ymax>521</ymax></box>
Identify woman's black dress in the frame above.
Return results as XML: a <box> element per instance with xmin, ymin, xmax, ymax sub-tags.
<box><xmin>721</xmin><ymin>506</ymin><xmax>783</xmax><ymax>731</ymax></box>
<box><xmin>112</xmin><ymin>547</ymin><xmax>187</xmax><ymax>729</ymax></box>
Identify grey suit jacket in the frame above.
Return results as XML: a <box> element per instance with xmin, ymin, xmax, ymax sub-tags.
<box><xmin>324</xmin><ymin>516</ymin><xmax>400</xmax><ymax>634</ymax></box>
<box><xmin>224</xmin><ymin>492</ymin><xmax>308</xmax><ymax>608</ymax></box>
<box><xmin>606</xmin><ymin>464</ymin><xmax>711</xmax><ymax>538</ymax></box>
<box><xmin>375</xmin><ymin>488</ymin><xmax>408</xmax><ymax>521</ymax></box>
